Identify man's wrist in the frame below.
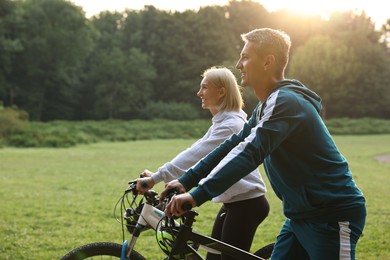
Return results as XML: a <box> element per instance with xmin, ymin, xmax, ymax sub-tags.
<box><xmin>189</xmin><ymin>186</ymin><xmax>209</xmax><ymax>207</ymax></box>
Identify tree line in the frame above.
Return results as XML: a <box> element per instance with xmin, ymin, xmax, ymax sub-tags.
<box><xmin>0</xmin><ymin>0</ymin><xmax>389</xmax><ymax>121</ymax></box>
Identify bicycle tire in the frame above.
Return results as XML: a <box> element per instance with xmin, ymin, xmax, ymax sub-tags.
<box><xmin>61</xmin><ymin>241</ymin><xmax>146</xmax><ymax>260</ymax></box>
<box><xmin>253</xmin><ymin>242</ymin><xmax>275</xmax><ymax>259</ymax></box>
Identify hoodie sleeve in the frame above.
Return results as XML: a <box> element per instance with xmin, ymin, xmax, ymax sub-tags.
<box><xmin>152</xmin><ymin>113</ymin><xmax>246</xmax><ymax>184</ymax></box>
<box><xmin>178</xmin><ymin>106</ymin><xmax>260</xmax><ymax>191</ymax></box>
<box><xmin>188</xmin><ymin>90</ymin><xmax>304</xmax><ymax>206</ymax></box>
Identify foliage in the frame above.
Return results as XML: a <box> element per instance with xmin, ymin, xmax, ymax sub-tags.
<box><xmin>289</xmin><ymin>11</ymin><xmax>390</xmax><ymax>118</ymax></box>
<box><xmin>0</xmin><ymin>136</ymin><xmax>389</xmax><ymax>259</ymax></box>
<box><xmin>0</xmin><ymin>0</ymin><xmax>23</xmax><ymax>105</ymax></box>
<box><xmin>77</xmin><ymin>12</ymin><xmax>156</xmax><ymax>120</ymax></box>
<box><xmin>1</xmin><ymin>0</ymin><xmax>95</xmax><ymax>120</ymax></box>
<box><xmin>0</xmin><ymin>118</ymin><xmax>389</xmax><ymax>148</ymax></box>
<box><xmin>139</xmin><ymin>101</ymin><xmax>200</xmax><ymax>120</ymax></box>
<box><xmin>3</xmin><ymin>119</ymin><xmax>211</xmax><ymax>147</ymax></box>
<box><xmin>325</xmin><ymin>118</ymin><xmax>390</xmax><ymax>135</ymax></box>
<box><xmin>85</xmin><ymin>47</ymin><xmax>156</xmax><ymax>119</ymax></box>
<box><xmin>0</xmin><ymin>103</ymin><xmax>28</xmax><ymax>137</ymax></box>
<box><xmin>0</xmin><ymin>0</ymin><xmax>389</xmax><ymax>120</ymax></box>
<box><xmin>289</xmin><ymin>35</ymin><xmax>361</xmax><ymax>116</ymax></box>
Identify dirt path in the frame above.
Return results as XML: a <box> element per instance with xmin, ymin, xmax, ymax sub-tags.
<box><xmin>376</xmin><ymin>154</ymin><xmax>390</xmax><ymax>164</ymax></box>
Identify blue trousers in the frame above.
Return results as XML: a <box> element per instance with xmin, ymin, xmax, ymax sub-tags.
<box><xmin>271</xmin><ymin>217</ymin><xmax>366</xmax><ymax>260</ymax></box>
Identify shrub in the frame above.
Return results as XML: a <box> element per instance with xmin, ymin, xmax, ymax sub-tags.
<box><xmin>2</xmin><ymin>119</ymin><xmax>211</xmax><ymax>148</ymax></box>
<box><xmin>6</xmin><ymin>122</ymin><xmax>97</xmax><ymax>148</ymax></box>
<box><xmin>2</xmin><ymin>117</ymin><xmax>389</xmax><ymax>148</ymax></box>
<box><xmin>0</xmin><ymin>103</ymin><xmax>29</xmax><ymax>137</ymax></box>
<box><xmin>325</xmin><ymin>118</ymin><xmax>390</xmax><ymax>135</ymax></box>
<box><xmin>139</xmin><ymin>102</ymin><xmax>200</xmax><ymax>120</ymax></box>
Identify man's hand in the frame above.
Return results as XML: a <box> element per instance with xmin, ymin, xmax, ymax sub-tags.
<box><xmin>159</xmin><ymin>179</ymin><xmax>186</xmax><ymax>203</ymax></box>
<box><xmin>165</xmin><ymin>193</ymin><xmax>196</xmax><ymax>217</ymax></box>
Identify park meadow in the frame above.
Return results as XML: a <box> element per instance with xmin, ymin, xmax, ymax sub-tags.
<box><xmin>1</xmin><ymin>135</ymin><xmax>389</xmax><ymax>259</ymax></box>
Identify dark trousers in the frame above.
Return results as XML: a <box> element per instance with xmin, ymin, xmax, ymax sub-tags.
<box><xmin>206</xmin><ymin>195</ymin><xmax>270</xmax><ymax>260</ymax></box>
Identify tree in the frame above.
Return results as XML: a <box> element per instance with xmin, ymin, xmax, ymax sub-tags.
<box><xmin>11</xmin><ymin>0</ymin><xmax>94</xmax><ymax>120</ymax></box>
<box><xmin>289</xmin><ymin>35</ymin><xmax>361</xmax><ymax>117</ymax></box>
<box><xmin>88</xmin><ymin>10</ymin><xmax>123</xmax><ymax>50</ymax></box>
<box><xmin>380</xmin><ymin>18</ymin><xmax>390</xmax><ymax>48</ymax></box>
<box><xmin>226</xmin><ymin>0</ymin><xmax>272</xmax><ymax>40</ymax></box>
<box><xmin>158</xmin><ymin>6</ymin><xmax>239</xmax><ymax>104</ymax></box>
<box><xmin>268</xmin><ymin>9</ymin><xmax>326</xmax><ymax>54</ymax></box>
<box><xmin>81</xmin><ymin>11</ymin><xmax>156</xmax><ymax>119</ymax></box>
<box><xmin>0</xmin><ymin>0</ymin><xmax>23</xmax><ymax>106</ymax></box>
<box><xmin>1</xmin><ymin>1</ymin><xmax>388</xmax><ymax>120</ymax></box>
<box><xmin>289</xmin><ymin>11</ymin><xmax>390</xmax><ymax>118</ymax></box>
<box><xmin>85</xmin><ymin>47</ymin><xmax>156</xmax><ymax>119</ymax></box>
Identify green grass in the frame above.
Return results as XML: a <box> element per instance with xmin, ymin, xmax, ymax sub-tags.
<box><xmin>0</xmin><ymin>135</ymin><xmax>389</xmax><ymax>259</ymax></box>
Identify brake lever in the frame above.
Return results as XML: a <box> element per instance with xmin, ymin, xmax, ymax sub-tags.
<box><xmin>125</xmin><ymin>180</ymin><xmax>138</xmax><ymax>195</ymax></box>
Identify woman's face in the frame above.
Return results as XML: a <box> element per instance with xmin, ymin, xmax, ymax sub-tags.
<box><xmin>197</xmin><ymin>77</ymin><xmax>225</xmax><ymax>116</ymax></box>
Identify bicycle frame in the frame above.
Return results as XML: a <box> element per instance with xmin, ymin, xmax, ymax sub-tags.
<box><xmin>61</xmin><ymin>182</ymin><xmax>273</xmax><ymax>260</ymax></box>
<box><xmin>119</xmin><ymin>182</ymin><xmax>267</xmax><ymax>260</ymax></box>
<box><xmin>166</xmin><ymin>211</ymin><xmax>265</xmax><ymax>260</ymax></box>
<box><xmin>170</xmin><ymin>231</ymin><xmax>265</xmax><ymax>260</ymax></box>
<box><xmin>125</xmin><ymin>202</ymin><xmax>166</xmax><ymax>258</ymax></box>
<box><xmin>124</xmin><ymin>202</ymin><xmax>265</xmax><ymax>260</ymax></box>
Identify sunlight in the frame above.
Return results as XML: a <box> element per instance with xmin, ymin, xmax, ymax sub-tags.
<box><xmin>260</xmin><ymin>0</ymin><xmax>360</xmax><ymax>21</ymax></box>
<box><xmin>70</xmin><ymin>0</ymin><xmax>387</xmax><ymax>28</ymax></box>
<box><xmin>259</xmin><ymin>0</ymin><xmax>387</xmax><ymax>27</ymax></box>
<box><xmin>70</xmin><ymin>0</ymin><xmax>228</xmax><ymax>17</ymax></box>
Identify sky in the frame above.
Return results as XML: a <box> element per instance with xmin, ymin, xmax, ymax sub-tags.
<box><xmin>70</xmin><ymin>0</ymin><xmax>388</xmax><ymax>29</ymax></box>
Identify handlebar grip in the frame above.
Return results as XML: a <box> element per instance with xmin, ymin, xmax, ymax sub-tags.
<box><xmin>141</xmin><ymin>181</ymin><xmax>148</xmax><ymax>189</ymax></box>
<box><xmin>182</xmin><ymin>202</ymin><xmax>192</xmax><ymax>211</ymax></box>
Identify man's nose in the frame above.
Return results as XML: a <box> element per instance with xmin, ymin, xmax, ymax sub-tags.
<box><xmin>235</xmin><ymin>60</ymin><xmax>241</xmax><ymax>69</ymax></box>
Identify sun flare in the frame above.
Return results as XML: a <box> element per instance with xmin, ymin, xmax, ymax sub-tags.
<box><xmin>71</xmin><ymin>0</ymin><xmax>387</xmax><ymax>29</ymax></box>
<box><xmin>258</xmin><ymin>0</ymin><xmax>387</xmax><ymax>26</ymax></box>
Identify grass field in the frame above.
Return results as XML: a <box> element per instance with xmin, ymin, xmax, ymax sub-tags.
<box><xmin>0</xmin><ymin>135</ymin><xmax>389</xmax><ymax>259</ymax></box>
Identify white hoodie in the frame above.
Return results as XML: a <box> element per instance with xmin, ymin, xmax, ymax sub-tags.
<box><xmin>151</xmin><ymin>110</ymin><xmax>266</xmax><ymax>203</ymax></box>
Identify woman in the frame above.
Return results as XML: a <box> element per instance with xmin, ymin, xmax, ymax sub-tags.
<box><xmin>136</xmin><ymin>66</ymin><xmax>269</xmax><ymax>260</ymax></box>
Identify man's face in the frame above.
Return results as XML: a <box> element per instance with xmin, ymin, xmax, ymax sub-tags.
<box><xmin>235</xmin><ymin>41</ymin><xmax>264</xmax><ymax>88</ymax></box>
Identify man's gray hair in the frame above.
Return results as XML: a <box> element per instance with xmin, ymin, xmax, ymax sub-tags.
<box><xmin>241</xmin><ymin>28</ymin><xmax>291</xmax><ymax>71</ymax></box>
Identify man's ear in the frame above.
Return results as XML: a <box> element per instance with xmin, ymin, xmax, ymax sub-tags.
<box><xmin>264</xmin><ymin>54</ymin><xmax>275</xmax><ymax>70</ymax></box>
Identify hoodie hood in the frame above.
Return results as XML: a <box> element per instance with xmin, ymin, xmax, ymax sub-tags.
<box><xmin>273</xmin><ymin>79</ymin><xmax>322</xmax><ymax>114</ymax></box>
<box><xmin>213</xmin><ymin>109</ymin><xmax>247</xmax><ymax>124</ymax></box>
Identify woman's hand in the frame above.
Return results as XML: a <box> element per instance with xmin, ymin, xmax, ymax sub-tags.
<box><xmin>165</xmin><ymin>193</ymin><xmax>196</xmax><ymax>217</ymax></box>
<box><xmin>136</xmin><ymin>176</ymin><xmax>155</xmax><ymax>194</ymax></box>
<box><xmin>140</xmin><ymin>169</ymin><xmax>153</xmax><ymax>177</ymax></box>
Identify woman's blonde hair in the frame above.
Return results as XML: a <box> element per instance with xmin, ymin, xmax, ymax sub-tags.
<box><xmin>201</xmin><ymin>66</ymin><xmax>244</xmax><ymax>112</ymax></box>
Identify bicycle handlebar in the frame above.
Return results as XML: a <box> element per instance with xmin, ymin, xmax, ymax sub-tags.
<box><xmin>141</xmin><ymin>180</ymin><xmax>148</xmax><ymax>189</ymax></box>
<box><xmin>182</xmin><ymin>202</ymin><xmax>192</xmax><ymax>211</ymax></box>
<box><xmin>126</xmin><ymin>179</ymin><xmax>193</xmax><ymax>213</ymax></box>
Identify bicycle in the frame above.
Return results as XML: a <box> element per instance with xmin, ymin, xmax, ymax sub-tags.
<box><xmin>61</xmin><ymin>180</ymin><xmax>275</xmax><ymax>260</ymax></box>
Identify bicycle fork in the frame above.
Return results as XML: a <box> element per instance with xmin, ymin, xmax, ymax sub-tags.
<box><xmin>122</xmin><ymin>203</ymin><xmax>165</xmax><ymax>259</ymax></box>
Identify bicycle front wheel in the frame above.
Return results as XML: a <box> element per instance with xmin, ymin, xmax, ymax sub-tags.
<box><xmin>61</xmin><ymin>241</ymin><xmax>146</xmax><ymax>260</ymax></box>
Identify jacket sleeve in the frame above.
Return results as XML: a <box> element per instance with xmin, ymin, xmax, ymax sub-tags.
<box><xmin>152</xmin><ymin>117</ymin><xmax>244</xmax><ymax>184</ymax></box>
<box><xmin>178</xmin><ymin>109</ymin><xmax>259</xmax><ymax>191</ymax></box>
<box><xmin>188</xmin><ymin>91</ymin><xmax>303</xmax><ymax>206</ymax></box>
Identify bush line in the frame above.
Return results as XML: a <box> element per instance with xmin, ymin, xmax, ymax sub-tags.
<box><xmin>1</xmin><ymin>118</ymin><xmax>390</xmax><ymax>148</ymax></box>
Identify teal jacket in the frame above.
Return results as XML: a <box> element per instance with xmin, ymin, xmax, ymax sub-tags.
<box><xmin>179</xmin><ymin>80</ymin><xmax>366</xmax><ymax>222</ymax></box>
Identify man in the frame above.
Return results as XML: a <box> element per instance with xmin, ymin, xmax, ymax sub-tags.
<box><xmin>162</xmin><ymin>28</ymin><xmax>366</xmax><ymax>260</ymax></box>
